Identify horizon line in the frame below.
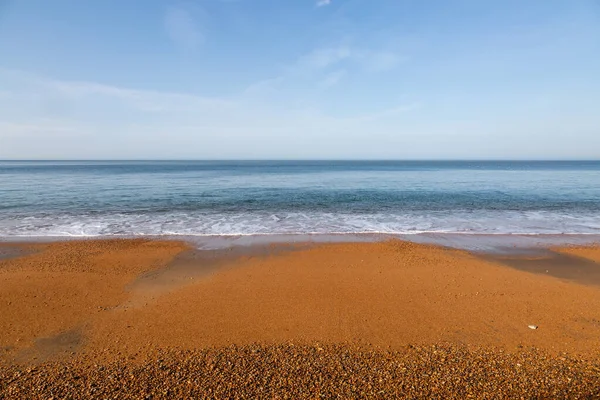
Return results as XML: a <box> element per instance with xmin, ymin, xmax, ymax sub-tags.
<box><xmin>1</xmin><ymin>159</ymin><xmax>600</xmax><ymax>162</ymax></box>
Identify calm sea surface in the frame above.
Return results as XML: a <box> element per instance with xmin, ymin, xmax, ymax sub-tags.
<box><xmin>1</xmin><ymin>161</ymin><xmax>599</xmax><ymax>239</ymax></box>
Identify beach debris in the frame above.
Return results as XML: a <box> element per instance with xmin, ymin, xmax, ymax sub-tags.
<box><xmin>528</xmin><ymin>325</ymin><xmax>538</xmax><ymax>330</ymax></box>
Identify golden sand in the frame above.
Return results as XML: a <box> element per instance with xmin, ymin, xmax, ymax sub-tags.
<box><xmin>2</xmin><ymin>239</ymin><xmax>600</xmax><ymax>397</ymax></box>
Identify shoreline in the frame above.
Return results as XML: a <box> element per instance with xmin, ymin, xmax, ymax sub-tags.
<box><xmin>2</xmin><ymin>238</ymin><xmax>600</xmax><ymax>396</ymax></box>
<box><xmin>2</xmin><ymin>232</ymin><xmax>600</xmax><ymax>253</ymax></box>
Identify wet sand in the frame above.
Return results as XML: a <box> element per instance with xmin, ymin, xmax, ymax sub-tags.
<box><xmin>2</xmin><ymin>239</ymin><xmax>600</xmax><ymax>397</ymax></box>
<box><xmin>483</xmin><ymin>249</ymin><xmax>600</xmax><ymax>287</ymax></box>
<box><xmin>0</xmin><ymin>243</ymin><xmax>34</xmax><ymax>261</ymax></box>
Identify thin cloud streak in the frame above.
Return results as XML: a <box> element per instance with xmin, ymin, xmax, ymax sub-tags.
<box><xmin>0</xmin><ymin>70</ymin><xmax>421</xmax><ymax>140</ymax></box>
<box><xmin>3</xmin><ymin>70</ymin><xmax>599</xmax><ymax>159</ymax></box>
<box><xmin>319</xmin><ymin>69</ymin><xmax>346</xmax><ymax>87</ymax></box>
<box><xmin>298</xmin><ymin>46</ymin><xmax>352</xmax><ymax>70</ymax></box>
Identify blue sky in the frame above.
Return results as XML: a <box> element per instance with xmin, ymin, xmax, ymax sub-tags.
<box><xmin>0</xmin><ymin>0</ymin><xmax>599</xmax><ymax>159</ymax></box>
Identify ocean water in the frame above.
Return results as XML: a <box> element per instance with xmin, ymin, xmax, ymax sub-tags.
<box><xmin>1</xmin><ymin>161</ymin><xmax>600</xmax><ymax>242</ymax></box>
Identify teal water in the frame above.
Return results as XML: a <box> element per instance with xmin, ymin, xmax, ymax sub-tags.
<box><xmin>1</xmin><ymin>161</ymin><xmax>599</xmax><ymax>238</ymax></box>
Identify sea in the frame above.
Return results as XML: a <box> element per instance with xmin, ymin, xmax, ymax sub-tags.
<box><xmin>1</xmin><ymin>160</ymin><xmax>600</xmax><ymax>250</ymax></box>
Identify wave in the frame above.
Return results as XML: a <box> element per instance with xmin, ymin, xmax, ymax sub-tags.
<box><xmin>2</xmin><ymin>210</ymin><xmax>600</xmax><ymax>237</ymax></box>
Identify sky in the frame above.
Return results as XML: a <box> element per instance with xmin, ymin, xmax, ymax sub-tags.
<box><xmin>0</xmin><ymin>0</ymin><xmax>599</xmax><ymax>160</ymax></box>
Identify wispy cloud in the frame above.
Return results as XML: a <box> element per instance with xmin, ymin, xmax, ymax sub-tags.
<box><xmin>0</xmin><ymin>69</ymin><xmax>429</xmax><ymax>158</ymax></box>
<box><xmin>164</xmin><ymin>5</ymin><xmax>205</xmax><ymax>51</ymax></box>
<box><xmin>298</xmin><ymin>46</ymin><xmax>351</xmax><ymax>70</ymax></box>
<box><xmin>345</xmin><ymin>102</ymin><xmax>422</xmax><ymax>123</ymax></box>
<box><xmin>360</xmin><ymin>51</ymin><xmax>405</xmax><ymax>72</ymax></box>
<box><xmin>319</xmin><ymin>69</ymin><xmax>346</xmax><ymax>88</ymax></box>
<box><xmin>248</xmin><ymin>44</ymin><xmax>403</xmax><ymax>94</ymax></box>
<box><xmin>241</xmin><ymin>76</ymin><xmax>284</xmax><ymax>97</ymax></box>
<box><xmin>41</xmin><ymin>77</ymin><xmax>232</xmax><ymax>112</ymax></box>
<box><xmin>0</xmin><ymin>120</ymin><xmax>86</xmax><ymax>137</ymax></box>
<box><xmin>316</xmin><ymin>0</ymin><xmax>331</xmax><ymax>7</ymax></box>
<box><xmin>294</xmin><ymin>45</ymin><xmax>404</xmax><ymax>74</ymax></box>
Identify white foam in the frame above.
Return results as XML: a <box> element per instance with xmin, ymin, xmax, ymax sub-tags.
<box><xmin>1</xmin><ymin>210</ymin><xmax>600</xmax><ymax>238</ymax></box>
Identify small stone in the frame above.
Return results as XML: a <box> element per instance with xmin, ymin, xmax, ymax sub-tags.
<box><xmin>528</xmin><ymin>325</ymin><xmax>538</xmax><ymax>330</ymax></box>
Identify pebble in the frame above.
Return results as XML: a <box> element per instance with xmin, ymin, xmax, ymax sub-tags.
<box><xmin>1</xmin><ymin>343</ymin><xmax>599</xmax><ymax>399</ymax></box>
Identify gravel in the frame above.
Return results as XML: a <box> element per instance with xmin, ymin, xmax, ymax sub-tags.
<box><xmin>2</xmin><ymin>343</ymin><xmax>600</xmax><ymax>399</ymax></box>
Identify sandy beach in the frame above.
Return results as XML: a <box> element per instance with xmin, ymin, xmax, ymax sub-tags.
<box><xmin>2</xmin><ymin>239</ymin><xmax>600</xmax><ymax>398</ymax></box>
